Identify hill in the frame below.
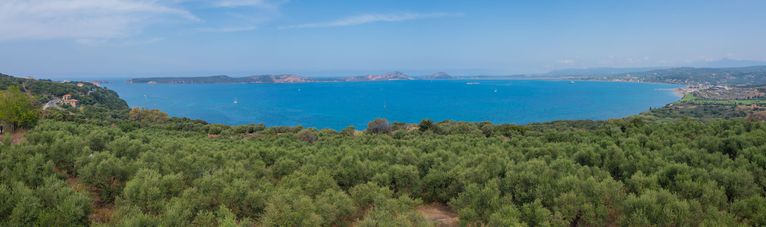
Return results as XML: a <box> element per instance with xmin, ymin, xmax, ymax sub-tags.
<box><xmin>543</xmin><ymin>67</ymin><xmax>666</xmax><ymax>77</ymax></box>
<box><xmin>581</xmin><ymin>65</ymin><xmax>766</xmax><ymax>86</ymax></box>
<box><xmin>420</xmin><ymin>72</ymin><xmax>455</xmax><ymax>80</ymax></box>
<box><xmin>686</xmin><ymin>58</ymin><xmax>766</xmax><ymax>68</ymax></box>
<box><xmin>0</xmin><ymin>73</ymin><xmax>128</xmax><ymax>110</ymax></box>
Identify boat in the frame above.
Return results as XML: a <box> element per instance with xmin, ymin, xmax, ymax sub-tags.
<box><xmin>569</xmin><ymin>80</ymin><xmax>575</xmax><ymax>84</ymax></box>
<box><xmin>233</xmin><ymin>98</ymin><xmax>239</xmax><ymax>104</ymax></box>
<box><xmin>466</xmin><ymin>82</ymin><xmax>480</xmax><ymax>85</ymax></box>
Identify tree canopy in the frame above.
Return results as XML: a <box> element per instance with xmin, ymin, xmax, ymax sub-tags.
<box><xmin>0</xmin><ymin>86</ymin><xmax>39</xmax><ymax>131</ymax></box>
<box><xmin>1</xmin><ymin>116</ymin><xmax>766</xmax><ymax>226</ymax></box>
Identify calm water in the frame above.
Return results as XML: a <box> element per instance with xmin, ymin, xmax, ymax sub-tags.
<box><xmin>105</xmin><ymin>80</ymin><xmax>680</xmax><ymax>130</ymax></box>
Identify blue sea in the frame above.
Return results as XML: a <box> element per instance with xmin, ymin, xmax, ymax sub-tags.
<box><xmin>104</xmin><ymin>80</ymin><xmax>680</xmax><ymax>130</ymax></box>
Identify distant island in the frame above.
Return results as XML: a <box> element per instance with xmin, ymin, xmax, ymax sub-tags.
<box><xmin>129</xmin><ymin>71</ymin><xmax>455</xmax><ymax>84</ymax></box>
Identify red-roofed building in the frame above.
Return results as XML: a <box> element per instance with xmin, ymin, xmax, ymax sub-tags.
<box><xmin>62</xmin><ymin>94</ymin><xmax>79</xmax><ymax>107</ymax></box>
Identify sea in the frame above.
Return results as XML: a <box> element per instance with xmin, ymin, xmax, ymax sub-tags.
<box><xmin>103</xmin><ymin>79</ymin><xmax>680</xmax><ymax>130</ymax></box>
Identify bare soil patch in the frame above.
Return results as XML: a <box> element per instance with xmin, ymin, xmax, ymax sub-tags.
<box><xmin>11</xmin><ymin>130</ymin><xmax>25</xmax><ymax>145</ymax></box>
<box><xmin>54</xmin><ymin>166</ymin><xmax>114</xmax><ymax>224</ymax></box>
<box><xmin>417</xmin><ymin>203</ymin><xmax>459</xmax><ymax>227</ymax></box>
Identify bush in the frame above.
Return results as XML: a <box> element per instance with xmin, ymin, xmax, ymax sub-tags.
<box><xmin>366</xmin><ymin>118</ymin><xmax>392</xmax><ymax>134</ymax></box>
<box><xmin>296</xmin><ymin>129</ymin><xmax>319</xmax><ymax>143</ymax></box>
<box><xmin>418</xmin><ymin>119</ymin><xmax>435</xmax><ymax>132</ymax></box>
<box><xmin>128</xmin><ymin>108</ymin><xmax>169</xmax><ymax>123</ymax></box>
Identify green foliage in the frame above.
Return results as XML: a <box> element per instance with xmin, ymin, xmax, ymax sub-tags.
<box><xmin>0</xmin><ymin>74</ymin><xmax>128</xmax><ymax>111</ymax></box>
<box><xmin>260</xmin><ymin>189</ymin><xmax>322</xmax><ymax>226</ymax></box>
<box><xmin>489</xmin><ymin>205</ymin><xmax>525</xmax><ymax>226</ymax></box>
<box><xmin>450</xmin><ymin>180</ymin><xmax>503</xmax><ymax>224</ymax></box>
<box><xmin>128</xmin><ymin>108</ymin><xmax>169</xmax><ymax>124</ymax></box>
<box><xmin>0</xmin><ymin>86</ymin><xmax>39</xmax><ymax>131</ymax></box>
<box><xmin>0</xmin><ymin>145</ymin><xmax>91</xmax><ymax>226</ymax></box>
<box><xmin>3</xmin><ymin>115</ymin><xmax>766</xmax><ymax>226</ymax></box>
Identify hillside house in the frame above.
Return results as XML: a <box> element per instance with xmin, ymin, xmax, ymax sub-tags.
<box><xmin>62</xmin><ymin>94</ymin><xmax>79</xmax><ymax>107</ymax></box>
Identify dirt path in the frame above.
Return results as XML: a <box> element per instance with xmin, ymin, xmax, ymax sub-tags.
<box><xmin>53</xmin><ymin>167</ymin><xmax>114</xmax><ymax>223</ymax></box>
<box><xmin>0</xmin><ymin>130</ymin><xmax>27</xmax><ymax>145</ymax></box>
<box><xmin>417</xmin><ymin>203</ymin><xmax>459</xmax><ymax>227</ymax></box>
<box><xmin>11</xmin><ymin>130</ymin><xmax>26</xmax><ymax>145</ymax></box>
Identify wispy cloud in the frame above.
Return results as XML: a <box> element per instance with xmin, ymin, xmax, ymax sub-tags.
<box><xmin>557</xmin><ymin>59</ymin><xmax>576</xmax><ymax>65</ymax></box>
<box><xmin>194</xmin><ymin>0</ymin><xmax>285</xmax><ymax>34</ymax></box>
<box><xmin>281</xmin><ymin>12</ymin><xmax>460</xmax><ymax>29</ymax></box>
<box><xmin>197</xmin><ymin>26</ymin><xmax>259</xmax><ymax>33</ymax></box>
<box><xmin>0</xmin><ymin>0</ymin><xmax>197</xmax><ymax>41</ymax></box>
<box><xmin>75</xmin><ymin>37</ymin><xmax>166</xmax><ymax>46</ymax></box>
<box><xmin>212</xmin><ymin>0</ymin><xmax>286</xmax><ymax>9</ymax></box>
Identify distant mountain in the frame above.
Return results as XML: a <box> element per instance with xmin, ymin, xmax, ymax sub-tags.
<box><xmin>686</xmin><ymin>58</ymin><xmax>766</xmax><ymax>68</ymax></box>
<box><xmin>586</xmin><ymin>65</ymin><xmax>766</xmax><ymax>86</ymax></box>
<box><xmin>343</xmin><ymin>71</ymin><xmax>413</xmax><ymax>81</ymax></box>
<box><xmin>543</xmin><ymin>67</ymin><xmax>667</xmax><ymax>77</ymax></box>
<box><xmin>130</xmin><ymin>75</ymin><xmax>236</xmax><ymax>84</ymax></box>
<box><xmin>129</xmin><ymin>71</ymin><xmax>417</xmax><ymax>84</ymax></box>
<box><xmin>244</xmin><ymin>74</ymin><xmax>312</xmax><ymax>83</ymax></box>
<box><xmin>420</xmin><ymin>72</ymin><xmax>454</xmax><ymax>80</ymax></box>
<box><xmin>542</xmin><ymin>59</ymin><xmax>766</xmax><ymax>77</ymax></box>
<box><xmin>129</xmin><ymin>75</ymin><xmax>310</xmax><ymax>84</ymax></box>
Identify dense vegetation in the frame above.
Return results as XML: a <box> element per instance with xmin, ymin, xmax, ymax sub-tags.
<box><xmin>0</xmin><ymin>86</ymin><xmax>39</xmax><ymax>131</ymax></box>
<box><xmin>0</xmin><ymin>74</ymin><xmax>128</xmax><ymax>111</ymax></box>
<box><xmin>2</xmin><ymin>116</ymin><xmax>766</xmax><ymax>226</ymax></box>
<box><xmin>2</xmin><ymin>74</ymin><xmax>766</xmax><ymax>226</ymax></box>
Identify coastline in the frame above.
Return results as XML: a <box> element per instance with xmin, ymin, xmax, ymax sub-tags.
<box><xmin>672</xmin><ymin>88</ymin><xmax>686</xmax><ymax>98</ymax></box>
<box><xmin>110</xmin><ymin>79</ymin><xmax>681</xmax><ymax>129</ymax></box>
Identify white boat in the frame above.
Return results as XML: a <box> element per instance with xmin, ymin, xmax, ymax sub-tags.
<box><xmin>466</xmin><ymin>82</ymin><xmax>480</xmax><ymax>85</ymax></box>
<box><xmin>233</xmin><ymin>98</ymin><xmax>239</xmax><ymax>104</ymax></box>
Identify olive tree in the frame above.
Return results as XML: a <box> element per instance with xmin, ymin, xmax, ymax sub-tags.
<box><xmin>0</xmin><ymin>86</ymin><xmax>39</xmax><ymax>132</ymax></box>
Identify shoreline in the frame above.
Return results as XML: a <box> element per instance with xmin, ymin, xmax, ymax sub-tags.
<box><xmin>113</xmin><ymin>79</ymin><xmax>681</xmax><ymax>130</ymax></box>
<box><xmin>672</xmin><ymin>88</ymin><xmax>686</xmax><ymax>98</ymax></box>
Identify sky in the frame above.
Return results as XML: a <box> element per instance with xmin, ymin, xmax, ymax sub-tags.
<box><xmin>1</xmin><ymin>0</ymin><xmax>765</xmax><ymax>78</ymax></box>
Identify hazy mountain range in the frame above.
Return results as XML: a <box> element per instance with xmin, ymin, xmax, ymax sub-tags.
<box><xmin>579</xmin><ymin>65</ymin><xmax>766</xmax><ymax>86</ymax></box>
<box><xmin>128</xmin><ymin>58</ymin><xmax>766</xmax><ymax>86</ymax></box>
<box><xmin>129</xmin><ymin>71</ymin><xmax>454</xmax><ymax>84</ymax></box>
<box><xmin>544</xmin><ymin>58</ymin><xmax>766</xmax><ymax>77</ymax></box>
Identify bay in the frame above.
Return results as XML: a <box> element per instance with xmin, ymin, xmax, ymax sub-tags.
<box><xmin>105</xmin><ymin>80</ymin><xmax>680</xmax><ymax>130</ymax></box>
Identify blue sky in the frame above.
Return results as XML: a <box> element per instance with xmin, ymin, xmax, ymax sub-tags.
<box><xmin>1</xmin><ymin>0</ymin><xmax>765</xmax><ymax>77</ymax></box>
